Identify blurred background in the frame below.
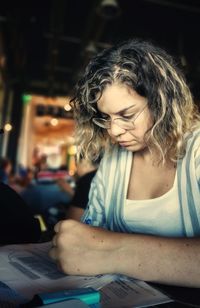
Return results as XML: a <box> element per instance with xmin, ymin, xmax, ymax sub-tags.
<box><xmin>0</xmin><ymin>0</ymin><xmax>200</xmax><ymax>234</ymax></box>
<box><xmin>0</xmin><ymin>0</ymin><xmax>200</xmax><ymax>174</ymax></box>
<box><xmin>0</xmin><ymin>0</ymin><xmax>200</xmax><ymax>233</ymax></box>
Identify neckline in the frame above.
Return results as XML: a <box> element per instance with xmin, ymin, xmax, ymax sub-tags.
<box><xmin>126</xmin><ymin>168</ymin><xmax>177</xmax><ymax>202</ymax></box>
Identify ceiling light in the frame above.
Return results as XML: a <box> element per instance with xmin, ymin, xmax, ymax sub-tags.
<box><xmin>64</xmin><ymin>104</ymin><xmax>71</xmax><ymax>111</ymax></box>
<box><xmin>85</xmin><ymin>41</ymin><xmax>97</xmax><ymax>55</ymax></box>
<box><xmin>4</xmin><ymin>123</ymin><xmax>12</xmax><ymax>132</ymax></box>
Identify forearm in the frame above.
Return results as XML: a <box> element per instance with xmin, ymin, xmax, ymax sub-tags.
<box><xmin>49</xmin><ymin>220</ymin><xmax>200</xmax><ymax>287</ymax></box>
<box><xmin>66</xmin><ymin>206</ymin><xmax>84</xmax><ymax>221</ymax></box>
<box><xmin>57</xmin><ymin>180</ymin><xmax>75</xmax><ymax>196</ymax></box>
<box><xmin>109</xmin><ymin>233</ymin><xmax>200</xmax><ymax>287</ymax></box>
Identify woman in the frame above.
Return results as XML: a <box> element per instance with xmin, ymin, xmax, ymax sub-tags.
<box><xmin>49</xmin><ymin>39</ymin><xmax>200</xmax><ymax>287</ymax></box>
<box><xmin>0</xmin><ymin>157</ymin><xmax>12</xmax><ymax>184</ymax></box>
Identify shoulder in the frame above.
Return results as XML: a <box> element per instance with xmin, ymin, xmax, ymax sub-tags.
<box><xmin>101</xmin><ymin>145</ymin><xmax>129</xmax><ymax>165</ymax></box>
<box><xmin>185</xmin><ymin>129</ymin><xmax>200</xmax><ymax>157</ymax></box>
<box><xmin>178</xmin><ymin>129</ymin><xmax>200</xmax><ymax>173</ymax></box>
<box><xmin>77</xmin><ymin>170</ymin><xmax>97</xmax><ymax>187</ymax></box>
<box><xmin>0</xmin><ymin>182</ymin><xmax>31</xmax><ymax>212</ymax></box>
<box><xmin>186</xmin><ymin>128</ymin><xmax>200</xmax><ymax>143</ymax></box>
<box><xmin>94</xmin><ymin>146</ymin><xmax>131</xmax><ymax>184</ymax></box>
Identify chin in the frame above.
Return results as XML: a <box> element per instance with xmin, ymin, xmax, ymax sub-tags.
<box><xmin>120</xmin><ymin>143</ymin><xmax>137</xmax><ymax>150</ymax></box>
<box><xmin>124</xmin><ymin>143</ymin><xmax>146</xmax><ymax>152</ymax></box>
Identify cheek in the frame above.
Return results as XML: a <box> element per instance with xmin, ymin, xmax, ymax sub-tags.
<box><xmin>141</xmin><ymin>114</ymin><xmax>154</xmax><ymax>133</ymax></box>
<box><xmin>147</xmin><ymin>112</ymin><xmax>154</xmax><ymax>126</ymax></box>
<box><xmin>107</xmin><ymin>129</ymin><xmax>115</xmax><ymax>140</ymax></box>
<box><xmin>128</xmin><ymin>121</ymin><xmax>152</xmax><ymax>139</ymax></box>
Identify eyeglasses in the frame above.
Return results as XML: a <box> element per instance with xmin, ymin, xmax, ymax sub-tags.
<box><xmin>92</xmin><ymin>104</ymin><xmax>147</xmax><ymax>130</ymax></box>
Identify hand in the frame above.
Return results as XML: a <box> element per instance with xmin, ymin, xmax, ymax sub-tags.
<box><xmin>49</xmin><ymin>219</ymin><xmax>120</xmax><ymax>276</ymax></box>
<box><xmin>56</xmin><ymin>179</ymin><xmax>74</xmax><ymax>196</ymax></box>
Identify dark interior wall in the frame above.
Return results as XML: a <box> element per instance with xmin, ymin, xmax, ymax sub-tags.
<box><xmin>1</xmin><ymin>0</ymin><xmax>200</xmax><ymax>98</ymax></box>
<box><xmin>0</xmin><ymin>0</ymin><xmax>200</xmax><ymax>164</ymax></box>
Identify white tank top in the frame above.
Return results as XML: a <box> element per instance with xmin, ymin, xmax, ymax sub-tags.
<box><xmin>124</xmin><ymin>171</ymin><xmax>184</xmax><ymax>237</ymax></box>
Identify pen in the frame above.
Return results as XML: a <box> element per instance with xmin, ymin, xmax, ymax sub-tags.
<box><xmin>84</xmin><ymin>218</ymin><xmax>92</xmax><ymax>225</ymax></box>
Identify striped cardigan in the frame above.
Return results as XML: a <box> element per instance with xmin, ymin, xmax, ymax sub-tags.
<box><xmin>82</xmin><ymin>129</ymin><xmax>200</xmax><ymax>237</ymax></box>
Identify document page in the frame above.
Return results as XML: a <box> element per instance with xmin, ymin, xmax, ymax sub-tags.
<box><xmin>0</xmin><ymin>242</ymin><xmax>172</xmax><ymax>307</ymax></box>
<box><xmin>0</xmin><ymin>242</ymin><xmax>117</xmax><ymax>305</ymax></box>
<box><xmin>100</xmin><ymin>278</ymin><xmax>172</xmax><ymax>307</ymax></box>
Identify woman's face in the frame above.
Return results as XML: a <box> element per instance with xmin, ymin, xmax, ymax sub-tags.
<box><xmin>97</xmin><ymin>83</ymin><xmax>153</xmax><ymax>152</ymax></box>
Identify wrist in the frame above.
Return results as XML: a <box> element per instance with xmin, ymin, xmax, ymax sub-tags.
<box><xmin>97</xmin><ymin>231</ymin><xmax>126</xmax><ymax>274</ymax></box>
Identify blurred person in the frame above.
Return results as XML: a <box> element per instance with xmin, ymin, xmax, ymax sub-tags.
<box><xmin>0</xmin><ymin>157</ymin><xmax>12</xmax><ymax>184</ymax></box>
<box><xmin>56</xmin><ymin>178</ymin><xmax>75</xmax><ymax>198</ymax></box>
<box><xmin>34</xmin><ymin>154</ymin><xmax>49</xmax><ymax>180</ymax></box>
<box><xmin>50</xmin><ymin>39</ymin><xmax>200</xmax><ymax>287</ymax></box>
<box><xmin>0</xmin><ymin>181</ymin><xmax>41</xmax><ymax>245</ymax></box>
<box><xmin>9</xmin><ymin>166</ymin><xmax>35</xmax><ymax>194</ymax></box>
<box><xmin>20</xmin><ymin>164</ymin><xmax>73</xmax><ymax>230</ymax></box>
<box><xmin>65</xmin><ymin>158</ymin><xmax>99</xmax><ymax>221</ymax></box>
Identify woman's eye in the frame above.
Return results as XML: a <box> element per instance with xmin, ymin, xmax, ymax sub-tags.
<box><xmin>123</xmin><ymin>114</ymin><xmax>135</xmax><ymax>119</ymax></box>
<box><xmin>101</xmin><ymin>114</ymin><xmax>109</xmax><ymax>120</ymax></box>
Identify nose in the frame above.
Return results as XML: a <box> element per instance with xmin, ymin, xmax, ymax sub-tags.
<box><xmin>109</xmin><ymin>121</ymin><xmax>126</xmax><ymax>137</ymax></box>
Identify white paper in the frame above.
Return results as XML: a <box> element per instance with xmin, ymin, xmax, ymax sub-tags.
<box><xmin>100</xmin><ymin>278</ymin><xmax>172</xmax><ymax>307</ymax></box>
<box><xmin>0</xmin><ymin>242</ymin><xmax>117</xmax><ymax>305</ymax></box>
<box><xmin>0</xmin><ymin>242</ymin><xmax>172</xmax><ymax>307</ymax></box>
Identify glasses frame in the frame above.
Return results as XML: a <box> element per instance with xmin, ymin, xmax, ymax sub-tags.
<box><xmin>92</xmin><ymin>104</ymin><xmax>147</xmax><ymax>130</ymax></box>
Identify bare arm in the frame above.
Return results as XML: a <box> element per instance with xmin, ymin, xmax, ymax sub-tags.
<box><xmin>66</xmin><ymin>206</ymin><xmax>84</xmax><ymax>221</ymax></box>
<box><xmin>49</xmin><ymin>220</ymin><xmax>200</xmax><ymax>288</ymax></box>
<box><xmin>116</xmin><ymin>232</ymin><xmax>200</xmax><ymax>287</ymax></box>
<box><xmin>57</xmin><ymin>179</ymin><xmax>75</xmax><ymax>197</ymax></box>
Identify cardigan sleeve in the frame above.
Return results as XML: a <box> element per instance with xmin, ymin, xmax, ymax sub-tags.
<box><xmin>194</xmin><ymin>135</ymin><xmax>200</xmax><ymax>187</ymax></box>
<box><xmin>81</xmin><ymin>146</ymin><xmax>130</xmax><ymax>231</ymax></box>
<box><xmin>81</xmin><ymin>155</ymin><xmax>107</xmax><ymax>228</ymax></box>
<box><xmin>178</xmin><ymin>129</ymin><xmax>200</xmax><ymax>236</ymax></box>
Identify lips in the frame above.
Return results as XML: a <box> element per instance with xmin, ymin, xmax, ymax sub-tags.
<box><xmin>119</xmin><ymin>142</ymin><xmax>131</xmax><ymax>147</ymax></box>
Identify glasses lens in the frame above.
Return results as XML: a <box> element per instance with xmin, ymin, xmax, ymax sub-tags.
<box><xmin>114</xmin><ymin>118</ymin><xmax>134</xmax><ymax>130</ymax></box>
<box><xmin>93</xmin><ymin>118</ymin><xmax>110</xmax><ymax>129</ymax></box>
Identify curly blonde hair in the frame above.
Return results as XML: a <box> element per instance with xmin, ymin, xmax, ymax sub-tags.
<box><xmin>71</xmin><ymin>39</ymin><xmax>200</xmax><ymax>163</ymax></box>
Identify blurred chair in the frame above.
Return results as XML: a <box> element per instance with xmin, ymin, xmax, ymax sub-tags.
<box><xmin>0</xmin><ymin>182</ymin><xmax>41</xmax><ymax>245</ymax></box>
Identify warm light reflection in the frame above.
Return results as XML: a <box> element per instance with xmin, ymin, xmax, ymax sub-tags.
<box><xmin>4</xmin><ymin>123</ymin><xmax>12</xmax><ymax>132</ymax></box>
<box><xmin>50</xmin><ymin>118</ymin><xmax>58</xmax><ymax>126</ymax></box>
<box><xmin>69</xmin><ymin>170</ymin><xmax>75</xmax><ymax>176</ymax></box>
<box><xmin>68</xmin><ymin>145</ymin><xmax>77</xmax><ymax>155</ymax></box>
<box><xmin>64</xmin><ymin>104</ymin><xmax>71</xmax><ymax>111</ymax></box>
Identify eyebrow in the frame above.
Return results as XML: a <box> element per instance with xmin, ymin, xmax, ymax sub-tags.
<box><xmin>114</xmin><ymin>104</ymin><xmax>136</xmax><ymax>115</ymax></box>
<box><xmin>98</xmin><ymin>104</ymin><xmax>136</xmax><ymax>116</ymax></box>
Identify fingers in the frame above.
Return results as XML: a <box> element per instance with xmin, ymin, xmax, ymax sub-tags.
<box><xmin>52</xmin><ymin>234</ymin><xmax>58</xmax><ymax>247</ymax></box>
<box><xmin>49</xmin><ymin>238</ymin><xmax>65</xmax><ymax>273</ymax></box>
<box><xmin>54</xmin><ymin>221</ymin><xmax>62</xmax><ymax>233</ymax></box>
<box><xmin>49</xmin><ymin>246</ymin><xmax>57</xmax><ymax>260</ymax></box>
<box><xmin>49</xmin><ymin>233</ymin><xmax>58</xmax><ymax>261</ymax></box>
<box><xmin>54</xmin><ymin>219</ymin><xmax>81</xmax><ymax>233</ymax></box>
<box><xmin>54</xmin><ymin>219</ymin><xmax>72</xmax><ymax>233</ymax></box>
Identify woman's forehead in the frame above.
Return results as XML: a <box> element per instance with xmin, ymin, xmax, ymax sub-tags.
<box><xmin>97</xmin><ymin>83</ymin><xmax>146</xmax><ymax>113</ymax></box>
